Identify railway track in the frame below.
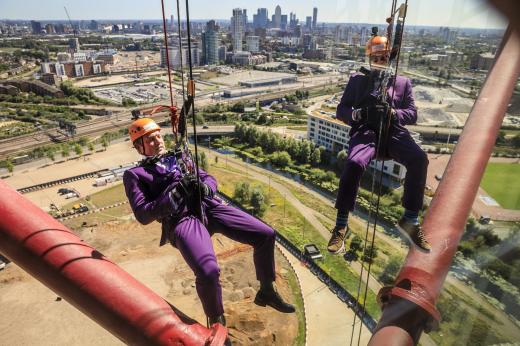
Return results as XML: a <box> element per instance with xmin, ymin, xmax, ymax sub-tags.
<box><xmin>17</xmin><ymin>169</ymin><xmax>109</xmax><ymax>194</ymax></box>
<box><xmin>0</xmin><ymin>112</ymin><xmax>165</xmax><ymax>159</ymax></box>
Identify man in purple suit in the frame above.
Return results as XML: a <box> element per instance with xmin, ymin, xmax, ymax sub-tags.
<box><xmin>123</xmin><ymin>117</ymin><xmax>295</xmax><ymax>326</ymax></box>
<box><xmin>327</xmin><ymin>34</ymin><xmax>430</xmax><ymax>254</ymax></box>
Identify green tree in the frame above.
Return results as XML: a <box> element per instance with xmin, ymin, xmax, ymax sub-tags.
<box><xmin>61</xmin><ymin>146</ymin><xmax>70</xmax><ymax>157</ymax></box>
<box><xmin>350</xmin><ymin>235</ymin><xmax>363</xmax><ymax>252</ymax></box>
<box><xmin>310</xmin><ymin>148</ymin><xmax>321</xmax><ymax>166</ymax></box>
<box><xmin>233</xmin><ymin>181</ymin><xmax>251</xmax><ymax>205</ymax></box>
<box><xmin>256</xmin><ymin>113</ymin><xmax>267</xmax><ymax>124</ymax></box>
<box><xmin>74</xmin><ymin>144</ymin><xmax>83</xmax><ymax>156</ymax></box>
<box><xmin>269</xmin><ymin>151</ymin><xmax>292</xmax><ymax>168</ymax></box>
<box><xmin>5</xmin><ymin>159</ymin><xmax>14</xmax><ymax>174</ymax></box>
<box><xmin>319</xmin><ymin>145</ymin><xmax>330</xmax><ymax>165</ymax></box>
<box><xmin>78</xmin><ymin>137</ymin><xmax>88</xmax><ymax>146</ymax></box>
<box><xmin>250</xmin><ymin>188</ymin><xmax>267</xmax><ymax>217</ymax></box>
<box><xmin>297</xmin><ymin>140</ymin><xmax>311</xmax><ymax>164</ymax></box>
<box><xmin>496</xmin><ymin>131</ymin><xmax>506</xmax><ymax>145</ymax></box>
<box><xmin>378</xmin><ymin>256</ymin><xmax>402</xmax><ymax>285</ymax></box>
<box><xmin>337</xmin><ymin>149</ymin><xmax>348</xmax><ymax>170</ymax></box>
<box><xmin>122</xmin><ymin>97</ymin><xmax>137</xmax><ymax>107</ymax></box>
<box><xmin>287</xmin><ymin>139</ymin><xmax>299</xmax><ymax>158</ymax></box>
<box><xmin>230</xmin><ymin>102</ymin><xmax>245</xmax><ymax>113</ymax></box>
<box><xmin>249</xmin><ymin>146</ymin><xmax>263</xmax><ymax>157</ymax></box>
<box><xmin>195</xmin><ymin>113</ymin><xmax>205</xmax><ymax>125</ymax></box>
<box><xmin>361</xmin><ymin>244</ymin><xmax>378</xmax><ymax>263</ymax></box>
<box><xmin>88</xmin><ymin>142</ymin><xmax>95</xmax><ymax>152</ymax></box>
<box><xmin>512</xmin><ymin>134</ymin><xmax>520</xmax><ymax>148</ymax></box>
<box><xmin>45</xmin><ymin>149</ymin><xmax>55</xmax><ymax>162</ymax></box>
<box><xmin>101</xmin><ymin>138</ymin><xmax>109</xmax><ymax>151</ymax></box>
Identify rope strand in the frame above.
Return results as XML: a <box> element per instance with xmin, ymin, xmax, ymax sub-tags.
<box><xmin>183</xmin><ymin>0</ymin><xmax>203</xmax><ymax>216</ymax></box>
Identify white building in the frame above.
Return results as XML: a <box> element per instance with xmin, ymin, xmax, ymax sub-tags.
<box><xmin>231</xmin><ymin>8</ymin><xmax>244</xmax><ymax>52</ymax></box>
<box><xmin>160</xmin><ymin>43</ymin><xmax>200</xmax><ymax>68</ymax></box>
<box><xmin>307</xmin><ymin>112</ymin><xmax>407</xmax><ymax>182</ymax></box>
<box><xmin>281</xmin><ymin>36</ymin><xmax>301</xmax><ymax>46</ymax></box>
<box><xmin>246</xmin><ymin>36</ymin><xmax>260</xmax><ymax>53</ymax></box>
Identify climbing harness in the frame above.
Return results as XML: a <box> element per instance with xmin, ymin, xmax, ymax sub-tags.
<box><xmin>131</xmin><ymin>0</ymin><xmax>204</xmax><ymax>220</ymax></box>
<box><xmin>350</xmin><ymin>2</ymin><xmax>408</xmax><ymax>346</ymax></box>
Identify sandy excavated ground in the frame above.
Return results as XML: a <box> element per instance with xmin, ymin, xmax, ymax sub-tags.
<box><xmin>414</xmin><ymin>85</ymin><xmax>475</xmax><ymax>127</ymax></box>
<box><xmin>0</xmin><ymin>219</ymin><xmax>299</xmax><ymax>346</ymax></box>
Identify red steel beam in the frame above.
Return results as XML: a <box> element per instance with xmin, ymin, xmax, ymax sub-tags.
<box><xmin>369</xmin><ymin>26</ymin><xmax>520</xmax><ymax>345</ymax></box>
<box><xmin>0</xmin><ymin>180</ymin><xmax>227</xmax><ymax>346</ymax></box>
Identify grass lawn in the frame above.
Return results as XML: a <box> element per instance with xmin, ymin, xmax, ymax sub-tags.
<box><xmin>481</xmin><ymin>163</ymin><xmax>520</xmax><ymax>210</ymax></box>
<box><xmin>208</xmin><ymin>162</ymin><xmax>381</xmax><ymax>319</ymax></box>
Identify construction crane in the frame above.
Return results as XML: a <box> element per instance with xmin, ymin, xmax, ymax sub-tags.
<box><xmin>63</xmin><ymin>6</ymin><xmax>77</xmax><ymax>37</ymax></box>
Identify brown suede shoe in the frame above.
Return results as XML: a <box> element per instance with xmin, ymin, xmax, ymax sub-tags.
<box><xmin>327</xmin><ymin>226</ymin><xmax>351</xmax><ymax>254</ymax></box>
<box><xmin>397</xmin><ymin>218</ymin><xmax>431</xmax><ymax>252</ymax></box>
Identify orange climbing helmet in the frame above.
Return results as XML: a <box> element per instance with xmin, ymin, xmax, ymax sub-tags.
<box><xmin>366</xmin><ymin>35</ymin><xmax>389</xmax><ymax>56</ymax></box>
<box><xmin>128</xmin><ymin>118</ymin><xmax>161</xmax><ymax>143</ymax></box>
<box><xmin>366</xmin><ymin>35</ymin><xmax>390</xmax><ymax>68</ymax></box>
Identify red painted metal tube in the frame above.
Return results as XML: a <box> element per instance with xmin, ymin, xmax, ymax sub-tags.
<box><xmin>369</xmin><ymin>27</ymin><xmax>520</xmax><ymax>345</ymax></box>
<box><xmin>0</xmin><ymin>180</ymin><xmax>227</xmax><ymax>345</ymax></box>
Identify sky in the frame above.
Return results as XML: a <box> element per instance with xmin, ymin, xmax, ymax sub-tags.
<box><xmin>0</xmin><ymin>0</ymin><xmax>506</xmax><ymax>29</ymax></box>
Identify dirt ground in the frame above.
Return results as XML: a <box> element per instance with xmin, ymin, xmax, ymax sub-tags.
<box><xmin>0</xmin><ymin>219</ymin><xmax>299</xmax><ymax>346</ymax></box>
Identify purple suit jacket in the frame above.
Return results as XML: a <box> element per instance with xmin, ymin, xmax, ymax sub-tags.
<box><xmin>336</xmin><ymin>72</ymin><xmax>417</xmax><ymax>135</ymax></box>
<box><xmin>123</xmin><ymin>163</ymin><xmax>217</xmax><ymax>246</ymax></box>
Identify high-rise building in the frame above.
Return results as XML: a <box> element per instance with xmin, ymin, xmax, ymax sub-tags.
<box><xmin>281</xmin><ymin>15</ymin><xmax>288</xmax><ymax>30</ymax></box>
<box><xmin>312</xmin><ymin>7</ymin><xmax>318</xmax><ymax>30</ymax></box>
<box><xmin>274</xmin><ymin>5</ymin><xmax>282</xmax><ymax>29</ymax></box>
<box><xmin>346</xmin><ymin>26</ymin><xmax>354</xmax><ymax>45</ymax></box>
<box><xmin>253</xmin><ymin>8</ymin><xmax>268</xmax><ymax>29</ymax></box>
<box><xmin>306</xmin><ymin>16</ymin><xmax>312</xmax><ymax>30</ymax></box>
<box><xmin>360</xmin><ymin>27</ymin><xmax>369</xmax><ymax>46</ymax></box>
<box><xmin>243</xmin><ymin>9</ymin><xmax>248</xmax><ymax>29</ymax></box>
<box><xmin>218</xmin><ymin>45</ymin><xmax>227</xmax><ymax>62</ymax></box>
<box><xmin>45</xmin><ymin>24</ymin><xmax>55</xmax><ymax>34</ymax></box>
<box><xmin>69</xmin><ymin>38</ymin><xmax>80</xmax><ymax>53</ymax></box>
<box><xmin>31</xmin><ymin>20</ymin><xmax>42</xmax><ymax>35</ymax></box>
<box><xmin>231</xmin><ymin>8</ymin><xmax>244</xmax><ymax>52</ymax></box>
<box><xmin>202</xmin><ymin>20</ymin><xmax>219</xmax><ymax>65</ymax></box>
<box><xmin>170</xmin><ymin>15</ymin><xmax>175</xmax><ymax>31</ymax></box>
<box><xmin>246</xmin><ymin>36</ymin><xmax>260</xmax><ymax>53</ymax></box>
<box><xmin>89</xmin><ymin>20</ymin><xmax>99</xmax><ymax>31</ymax></box>
<box><xmin>289</xmin><ymin>13</ymin><xmax>298</xmax><ymax>29</ymax></box>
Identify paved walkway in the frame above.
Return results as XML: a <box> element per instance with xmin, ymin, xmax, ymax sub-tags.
<box><xmin>278</xmin><ymin>245</ymin><xmax>372</xmax><ymax>346</ymax></box>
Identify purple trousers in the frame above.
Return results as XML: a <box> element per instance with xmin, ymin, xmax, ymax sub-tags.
<box><xmin>170</xmin><ymin>199</ymin><xmax>276</xmax><ymax>318</ymax></box>
<box><xmin>335</xmin><ymin>128</ymin><xmax>428</xmax><ymax>213</ymax></box>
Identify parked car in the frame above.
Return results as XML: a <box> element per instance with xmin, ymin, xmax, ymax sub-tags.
<box><xmin>202</xmin><ymin>125</ymin><xmax>209</xmax><ymax>129</ymax></box>
<box><xmin>58</xmin><ymin>188</ymin><xmax>73</xmax><ymax>195</ymax></box>
<box><xmin>64</xmin><ymin>192</ymin><xmax>78</xmax><ymax>199</ymax></box>
<box><xmin>72</xmin><ymin>203</ymin><xmax>88</xmax><ymax>213</ymax></box>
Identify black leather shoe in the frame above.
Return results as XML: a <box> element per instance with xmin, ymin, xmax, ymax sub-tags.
<box><xmin>254</xmin><ymin>288</ymin><xmax>295</xmax><ymax>313</ymax></box>
<box><xmin>208</xmin><ymin>314</ymin><xmax>226</xmax><ymax>326</ymax></box>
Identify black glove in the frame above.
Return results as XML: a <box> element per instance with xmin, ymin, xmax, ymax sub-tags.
<box><xmin>362</xmin><ymin>101</ymin><xmax>394</xmax><ymax>132</ymax></box>
<box><xmin>176</xmin><ymin>174</ymin><xmax>213</xmax><ymax>219</ymax></box>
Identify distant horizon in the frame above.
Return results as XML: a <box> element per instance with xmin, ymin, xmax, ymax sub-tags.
<box><xmin>0</xmin><ymin>0</ymin><xmax>507</xmax><ymax>30</ymax></box>
<box><xmin>0</xmin><ymin>18</ymin><xmax>506</xmax><ymax>32</ymax></box>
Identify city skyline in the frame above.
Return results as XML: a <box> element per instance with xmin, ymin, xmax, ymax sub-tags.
<box><xmin>0</xmin><ymin>0</ymin><xmax>506</xmax><ymax>29</ymax></box>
